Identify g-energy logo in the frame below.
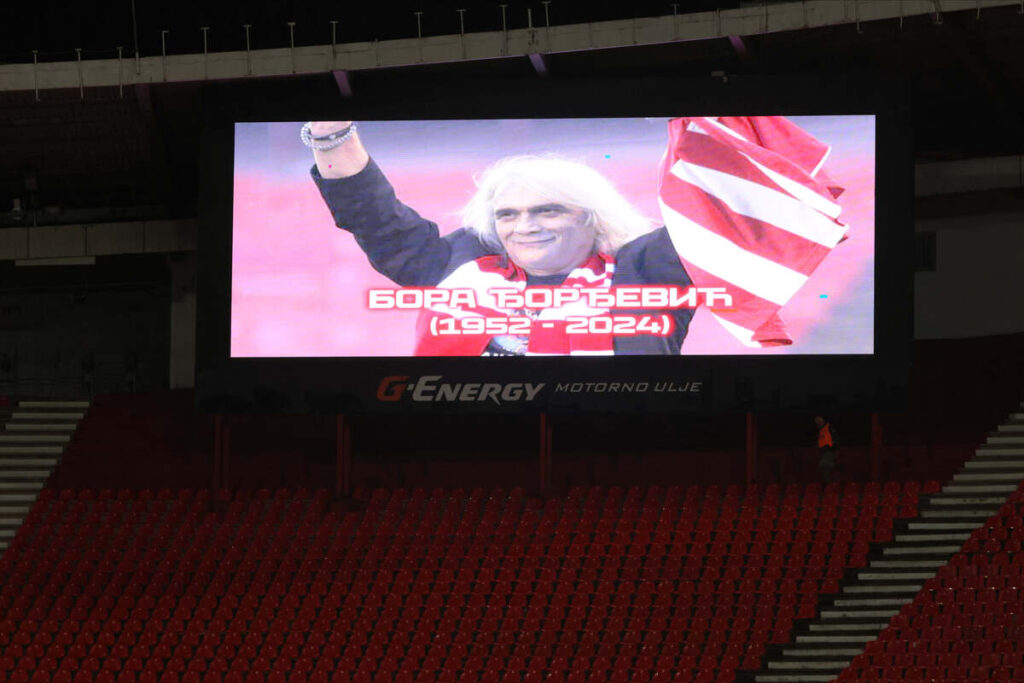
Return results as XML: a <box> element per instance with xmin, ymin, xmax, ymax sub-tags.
<box><xmin>377</xmin><ymin>375</ymin><xmax>545</xmax><ymax>405</ymax></box>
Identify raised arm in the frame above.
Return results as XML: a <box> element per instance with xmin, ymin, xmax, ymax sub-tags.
<box><xmin>309</xmin><ymin>120</ymin><xmax>370</xmax><ymax>178</ymax></box>
<box><xmin>308</xmin><ymin>121</ymin><xmax>485</xmax><ymax>286</ymax></box>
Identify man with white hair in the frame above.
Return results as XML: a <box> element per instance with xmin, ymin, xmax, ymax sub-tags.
<box><xmin>306</xmin><ymin>120</ymin><xmax>694</xmax><ymax>355</ymax></box>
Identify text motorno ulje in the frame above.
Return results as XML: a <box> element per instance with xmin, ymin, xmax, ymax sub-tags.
<box><xmin>555</xmin><ymin>381</ymin><xmax>702</xmax><ymax>394</ymax></box>
<box><xmin>367</xmin><ymin>285</ymin><xmax>733</xmax><ymax>310</ymax></box>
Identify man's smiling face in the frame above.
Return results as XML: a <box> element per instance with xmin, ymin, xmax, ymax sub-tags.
<box><xmin>493</xmin><ymin>185</ymin><xmax>596</xmax><ymax>277</ymax></box>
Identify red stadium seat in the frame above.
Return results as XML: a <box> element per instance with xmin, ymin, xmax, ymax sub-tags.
<box><xmin>0</xmin><ymin>482</ymin><xmax>926</xmax><ymax>683</ymax></box>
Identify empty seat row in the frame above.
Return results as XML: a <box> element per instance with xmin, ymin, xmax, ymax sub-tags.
<box><xmin>2</xmin><ymin>483</ymin><xmax>922</xmax><ymax>683</ymax></box>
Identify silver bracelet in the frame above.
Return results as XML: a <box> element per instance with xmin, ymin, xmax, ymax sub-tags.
<box><xmin>300</xmin><ymin>122</ymin><xmax>357</xmax><ymax>150</ymax></box>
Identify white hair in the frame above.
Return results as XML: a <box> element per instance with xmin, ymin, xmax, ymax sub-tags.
<box><xmin>461</xmin><ymin>155</ymin><xmax>656</xmax><ymax>256</ymax></box>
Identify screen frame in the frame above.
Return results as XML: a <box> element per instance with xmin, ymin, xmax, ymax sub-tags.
<box><xmin>197</xmin><ymin>74</ymin><xmax>912</xmax><ymax>414</ymax></box>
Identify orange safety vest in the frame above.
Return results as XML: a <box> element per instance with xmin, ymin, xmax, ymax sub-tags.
<box><xmin>817</xmin><ymin>423</ymin><xmax>834</xmax><ymax>449</ymax></box>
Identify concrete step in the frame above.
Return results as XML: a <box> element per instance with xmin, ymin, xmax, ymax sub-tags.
<box><xmin>952</xmin><ymin>471</ymin><xmax>1023</xmax><ymax>482</ymax></box>
<box><xmin>893</xmin><ymin>532</ymin><xmax>971</xmax><ymax>543</ymax></box>
<box><xmin>819</xmin><ymin>608</ymin><xmax>898</xmax><ymax>620</ymax></box>
<box><xmin>868</xmin><ymin>559</ymin><xmax>947</xmax><ymax>569</ymax></box>
<box><xmin>975</xmin><ymin>447</ymin><xmax>1024</xmax><ymax>456</ymax></box>
<box><xmin>963</xmin><ymin>459</ymin><xmax>1024</xmax><ymax>469</ymax></box>
<box><xmin>0</xmin><ymin>446</ymin><xmax>63</xmax><ymax>455</ymax></box>
<box><xmin>0</xmin><ymin>494</ymin><xmax>37</xmax><ymax>502</ymax></box>
<box><xmin>796</xmin><ymin>633</ymin><xmax>877</xmax><ymax>644</ymax></box>
<box><xmin>942</xmin><ymin>483</ymin><xmax>1018</xmax><ymax>494</ymax></box>
<box><xmin>843</xmin><ymin>583</ymin><xmax>922</xmax><ymax>594</ymax></box>
<box><xmin>927</xmin><ymin>496</ymin><xmax>1008</xmax><ymax>506</ymax></box>
<box><xmin>997</xmin><ymin>423</ymin><xmax>1024</xmax><ymax>432</ymax></box>
<box><xmin>0</xmin><ymin>458</ymin><xmax>58</xmax><ymax>468</ymax></box>
<box><xmin>919</xmin><ymin>508</ymin><xmax>997</xmax><ymax>518</ymax></box>
<box><xmin>906</xmin><ymin>521</ymin><xmax>981</xmax><ymax>530</ymax></box>
<box><xmin>832</xmin><ymin>597</ymin><xmax>909</xmax><ymax>608</ymax></box>
<box><xmin>782</xmin><ymin>647</ymin><xmax>863</xmax><ymax>658</ymax></box>
<box><xmin>0</xmin><ymin>505</ymin><xmax>31</xmax><ymax>516</ymax></box>
<box><xmin>0</xmin><ymin>470</ymin><xmax>51</xmax><ymax>479</ymax></box>
<box><xmin>858</xmin><ymin>571</ymin><xmax>935</xmax><ymax>581</ymax></box>
<box><xmin>5</xmin><ymin>423</ymin><xmax>76</xmax><ymax>432</ymax></box>
<box><xmin>0</xmin><ymin>529</ymin><xmax>16</xmax><ymax>538</ymax></box>
<box><xmin>18</xmin><ymin>400</ymin><xmax>89</xmax><ymax>409</ymax></box>
<box><xmin>883</xmin><ymin>544</ymin><xmax>962</xmax><ymax>555</ymax></box>
<box><xmin>988</xmin><ymin>434</ymin><xmax>1024</xmax><ymax>443</ymax></box>
<box><xmin>767</xmin><ymin>660</ymin><xmax>848</xmax><ymax>670</ymax></box>
<box><xmin>0</xmin><ymin>434</ymin><xmax>70</xmax><ymax>443</ymax></box>
<box><xmin>10</xmin><ymin>412</ymin><xmax>84</xmax><ymax>420</ymax></box>
<box><xmin>808</xmin><ymin>622</ymin><xmax>889</xmax><ymax>632</ymax></box>
<box><xmin>0</xmin><ymin>481</ymin><xmax>44</xmax><ymax>491</ymax></box>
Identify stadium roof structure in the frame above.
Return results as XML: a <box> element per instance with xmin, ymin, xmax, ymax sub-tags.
<box><xmin>0</xmin><ymin>0</ymin><xmax>1022</xmax><ymax>230</ymax></box>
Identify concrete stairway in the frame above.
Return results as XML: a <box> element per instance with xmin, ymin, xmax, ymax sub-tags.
<box><xmin>754</xmin><ymin>404</ymin><xmax>1024</xmax><ymax>683</ymax></box>
<box><xmin>0</xmin><ymin>399</ymin><xmax>88</xmax><ymax>556</ymax></box>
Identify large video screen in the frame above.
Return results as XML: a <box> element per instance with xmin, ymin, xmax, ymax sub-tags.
<box><xmin>231</xmin><ymin>116</ymin><xmax>874</xmax><ymax>358</ymax></box>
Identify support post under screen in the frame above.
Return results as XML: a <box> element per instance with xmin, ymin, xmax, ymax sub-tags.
<box><xmin>213</xmin><ymin>414</ymin><xmax>230</xmax><ymax>493</ymax></box>
<box><xmin>337</xmin><ymin>414</ymin><xmax>352</xmax><ymax>498</ymax></box>
<box><xmin>745</xmin><ymin>412</ymin><xmax>758</xmax><ymax>488</ymax></box>
<box><xmin>871</xmin><ymin>413</ymin><xmax>882</xmax><ymax>481</ymax></box>
<box><xmin>540</xmin><ymin>413</ymin><xmax>553</xmax><ymax>496</ymax></box>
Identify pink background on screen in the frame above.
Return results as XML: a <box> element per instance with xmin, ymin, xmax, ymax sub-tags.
<box><xmin>231</xmin><ymin>117</ymin><xmax>875</xmax><ymax>357</ymax></box>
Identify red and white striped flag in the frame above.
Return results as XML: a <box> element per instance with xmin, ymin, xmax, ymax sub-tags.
<box><xmin>658</xmin><ymin>116</ymin><xmax>847</xmax><ymax>347</ymax></box>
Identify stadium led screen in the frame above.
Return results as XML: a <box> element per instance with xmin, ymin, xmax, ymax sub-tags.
<box><xmin>197</xmin><ymin>75</ymin><xmax>910</xmax><ymax>414</ymax></box>
<box><xmin>230</xmin><ymin>116</ymin><xmax>875</xmax><ymax>359</ymax></box>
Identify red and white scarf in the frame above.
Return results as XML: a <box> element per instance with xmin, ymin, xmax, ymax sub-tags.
<box><xmin>414</xmin><ymin>253</ymin><xmax>615</xmax><ymax>356</ymax></box>
<box><xmin>658</xmin><ymin>116</ymin><xmax>847</xmax><ymax>347</ymax></box>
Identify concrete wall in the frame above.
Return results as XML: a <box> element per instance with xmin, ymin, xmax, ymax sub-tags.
<box><xmin>0</xmin><ymin>286</ymin><xmax>171</xmax><ymax>397</ymax></box>
<box><xmin>915</xmin><ymin>211</ymin><xmax>1024</xmax><ymax>339</ymax></box>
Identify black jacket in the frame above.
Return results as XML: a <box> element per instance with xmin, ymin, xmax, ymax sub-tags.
<box><xmin>313</xmin><ymin>159</ymin><xmax>695</xmax><ymax>354</ymax></box>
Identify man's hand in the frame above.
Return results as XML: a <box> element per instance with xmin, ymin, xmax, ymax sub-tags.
<box><xmin>310</xmin><ymin>120</ymin><xmax>370</xmax><ymax>179</ymax></box>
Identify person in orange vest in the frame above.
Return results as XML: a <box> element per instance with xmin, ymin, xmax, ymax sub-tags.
<box><xmin>815</xmin><ymin>416</ymin><xmax>838</xmax><ymax>483</ymax></box>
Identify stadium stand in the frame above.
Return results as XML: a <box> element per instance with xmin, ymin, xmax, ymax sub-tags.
<box><xmin>3</xmin><ymin>4</ymin><xmax>1024</xmax><ymax>683</ymax></box>
<box><xmin>0</xmin><ymin>481</ymin><xmax>919</xmax><ymax>683</ymax></box>
<box><xmin>0</xmin><ymin>400</ymin><xmax>87</xmax><ymax>555</ymax></box>
<box><xmin>841</xmin><ymin>486</ymin><xmax>1024</xmax><ymax>682</ymax></box>
<box><xmin>2</xmin><ymin>401</ymin><xmax>1020</xmax><ymax>682</ymax></box>
<box><xmin>758</xmin><ymin>402</ymin><xmax>1024</xmax><ymax>681</ymax></box>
